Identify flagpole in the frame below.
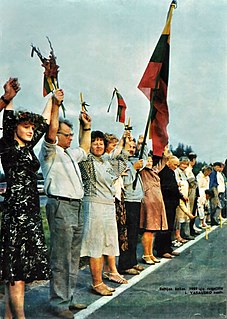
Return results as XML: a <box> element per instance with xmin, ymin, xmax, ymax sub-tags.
<box><xmin>133</xmin><ymin>74</ymin><xmax>160</xmax><ymax>190</ymax></box>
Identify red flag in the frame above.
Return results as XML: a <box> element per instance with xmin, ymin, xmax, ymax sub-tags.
<box><xmin>138</xmin><ymin>1</ymin><xmax>176</xmax><ymax>156</ymax></box>
<box><xmin>115</xmin><ymin>90</ymin><xmax>127</xmax><ymax>123</ymax></box>
<box><xmin>107</xmin><ymin>88</ymin><xmax>127</xmax><ymax>123</ymax></box>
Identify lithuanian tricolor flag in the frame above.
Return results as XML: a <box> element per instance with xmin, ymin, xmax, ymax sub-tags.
<box><xmin>138</xmin><ymin>1</ymin><xmax>176</xmax><ymax>156</ymax></box>
<box><xmin>115</xmin><ymin>90</ymin><xmax>127</xmax><ymax>123</ymax></box>
<box><xmin>107</xmin><ymin>88</ymin><xmax>127</xmax><ymax>124</ymax></box>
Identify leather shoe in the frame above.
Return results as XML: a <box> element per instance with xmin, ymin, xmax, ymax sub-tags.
<box><xmin>133</xmin><ymin>264</ymin><xmax>145</xmax><ymax>271</ymax></box>
<box><xmin>162</xmin><ymin>253</ymin><xmax>173</xmax><ymax>259</ymax></box>
<box><xmin>123</xmin><ymin>268</ymin><xmax>140</xmax><ymax>275</ymax></box>
<box><xmin>69</xmin><ymin>303</ymin><xmax>87</xmax><ymax>310</ymax></box>
<box><xmin>171</xmin><ymin>251</ymin><xmax>180</xmax><ymax>256</ymax></box>
<box><xmin>183</xmin><ymin>235</ymin><xmax>195</xmax><ymax>240</ymax></box>
<box><xmin>211</xmin><ymin>220</ymin><xmax>220</xmax><ymax>226</ymax></box>
<box><xmin>50</xmin><ymin>309</ymin><xmax>74</xmax><ymax>319</ymax></box>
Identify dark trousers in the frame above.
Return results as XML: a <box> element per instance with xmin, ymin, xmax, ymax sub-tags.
<box><xmin>154</xmin><ymin>231</ymin><xmax>173</xmax><ymax>256</ymax></box>
<box><xmin>118</xmin><ymin>201</ymin><xmax>141</xmax><ymax>272</ymax></box>
<box><xmin>154</xmin><ymin>203</ymin><xmax>176</xmax><ymax>256</ymax></box>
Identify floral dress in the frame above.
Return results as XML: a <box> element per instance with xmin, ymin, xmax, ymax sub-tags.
<box><xmin>0</xmin><ymin>110</ymin><xmax>51</xmax><ymax>284</ymax></box>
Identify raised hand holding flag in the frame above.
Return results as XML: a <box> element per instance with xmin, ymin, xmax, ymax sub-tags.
<box><xmin>31</xmin><ymin>36</ymin><xmax>66</xmax><ymax>117</ymax></box>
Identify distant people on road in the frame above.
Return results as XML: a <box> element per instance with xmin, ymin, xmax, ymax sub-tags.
<box><xmin>0</xmin><ymin>78</ymin><xmax>52</xmax><ymax>319</ymax></box>
<box><xmin>185</xmin><ymin>153</ymin><xmax>200</xmax><ymax>236</ymax></box>
<box><xmin>196</xmin><ymin>165</ymin><xmax>213</xmax><ymax>227</ymax></box>
<box><xmin>209</xmin><ymin>162</ymin><xmax>223</xmax><ymax>225</ymax></box>
<box><xmin>39</xmin><ymin>90</ymin><xmax>91</xmax><ymax>319</ymax></box>
<box><xmin>221</xmin><ymin>160</ymin><xmax>227</xmax><ymax>217</ymax></box>
<box><xmin>218</xmin><ymin>163</ymin><xmax>226</xmax><ymax>218</ymax></box>
<box><xmin>174</xmin><ymin>157</ymin><xmax>195</xmax><ymax>242</ymax></box>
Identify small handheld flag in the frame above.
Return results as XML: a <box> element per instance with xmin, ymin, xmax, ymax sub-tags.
<box><xmin>31</xmin><ymin>36</ymin><xmax>66</xmax><ymax>117</ymax></box>
<box><xmin>80</xmin><ymin>92</ymin><xmax>90</xmax><ymax>113</ymax></box>
<box><xmin>107</xmin><ymin>88</ymin><xmax>127</xmax><ymax>123</ymax></box>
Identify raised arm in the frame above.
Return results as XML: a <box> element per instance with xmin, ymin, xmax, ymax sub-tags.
<box><xmin>45</xmin><ymin>89</ymin><xmax>64</xmax><ymax>143</ymax></box>
<box><xmin>79</xmin><ymin>111</ymin><xmax>91</xmax><ymax>154</ymax></box>
<box><xmin>155</xmin><ymin>145</ymin><xmax>171</xmax><ymax>172</ymax></box>
<box><xmin>0</xmin><ymin>78</ymin><xmax>20</xmax><ymax>111</ymax></box>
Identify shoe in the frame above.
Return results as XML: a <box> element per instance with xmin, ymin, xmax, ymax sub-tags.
<box><xmin>193</xmin><ymin>225</ymin><xmax>203</xmax><ymax>232</ymax></box>
<box><xmin>103</xmin><ymin>272</ymin><xmax>128</xmax><ymax>284</ymax></box>
<box><xmin>172</xmin><ymin>240</ymin><xmax>183</xmax><ymax>247</ymax></box>
<box><xmin>171</xmin><ymin>251</ymin><xmax>180</xmax><ymax>256</ymax></box>
<box><xmin>69</xmin><ymin>303</ymin><xmax>87</xmax><ymax>310</ymax></box>
<box><xmin>122</xmin><ymin>268</ymin><xmax>140</xmax><ymax>275</ymax></box>
<box><xmin>50</xmin><ymin>309</ymin><xmax>74</xmax><ymax>319</ymax></box>
<box><xmin>211</xmin><ymin>220</ymin><xmax>220</xmax><ymax>226</ymax></box>
<box><xmin>142</xmin><ymin>255</ymin><xmax>155</xmax><ymax>265</ymax></box>
<box><xmin>150</xmin><ymin>255</ymin><xmax>161</xmax><ymax>263</ymax></box>
<box><xmin>162</xmin><ymin>253</ymin><xmax>173</xmax><ymax>259</ymax></box>
<box><xmin>133</xmin><ymin>264</ymin><xmax>145</xmax><ymax>271</ymax></box>
<box><xmin>91</xmin><ymin>282</ymin><xmax>113</xmax><ymax>296</ymax></box>
<box><xmin>183</xmin><ymin>235</ymin><xmax>195</xmax><ymax>240</ymax></box>
<box><xmin>191</xmin><ymin>230</ymin><xmax>200</xmax><ymax>236</ymax></box>
<box><xmin>176</xmin><ymin>237</ymin><xmax>188</xmax><ymax>243</ymax></box>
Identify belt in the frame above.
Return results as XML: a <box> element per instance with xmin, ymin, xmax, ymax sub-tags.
<box><xmin>47</xmin><ymin>195</ymin><xmax>81</xmax><ymax>203</ymax></box>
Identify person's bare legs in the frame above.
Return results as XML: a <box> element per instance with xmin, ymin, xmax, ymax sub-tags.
<box><xmin>4</xmin><ymin>281</ymin><xmax>25</xmax><ymax>319</ymax></box>
<box><xmin>89</xmin><ymin>256</ymin><xmax>104</xmax><ymax>286</ymax></box>
<box><xmin>141</xmin><ymin>232</ymin><xmax>155</xmax><ymax>264</ymax></box>
<box><xmin>89</xmin><ymin>256</ymin><xmax>113</xmax><ymax>295</ymax></box>
<box><xmin>104</xmin><ymin>256</ymin><xmax>128</xmax><ymax>284</ymax></box>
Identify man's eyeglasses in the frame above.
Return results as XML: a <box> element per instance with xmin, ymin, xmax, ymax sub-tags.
<box><xmin>57</xmin><ymin>132</ymin><xmax>74</xmax><ymax>137</ymax></box>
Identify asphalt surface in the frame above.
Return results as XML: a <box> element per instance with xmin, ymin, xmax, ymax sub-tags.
<box><xmin>0</xmin><ymin>220</ymin><xmax>226</xmax><ymax>319</ymax></box>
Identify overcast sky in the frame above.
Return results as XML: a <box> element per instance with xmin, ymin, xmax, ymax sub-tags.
<box><xmin>0</xmin><ymin>0</ymin><xmax>226</xmax><ymax>163</ymax></box>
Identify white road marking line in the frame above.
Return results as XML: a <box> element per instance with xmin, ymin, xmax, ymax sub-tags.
<box><xmin>74</xmin><ymin>222</ymin><xmax>225</xmax><ymax>319</ymax></box>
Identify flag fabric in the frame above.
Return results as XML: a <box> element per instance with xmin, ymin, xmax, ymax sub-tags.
<box><xmin>138</xmin><ymin>1</ymin><xmax>176</xmax><ymax>156</ymax></box>
<box><xmin>115</xmin><ymin>90</ymin><xmax>127</xmax><ymax>123</ymax></box>
<box><xmin>107</xmin><ymin>88</ymin><xmax>127</xmax><ymax>123</ymax></box>
<box><xmin>42</xmin><ymin>59</ymin><xmax>59</xmax><ymax>97</ymax></box>
<box><xmin>31</xmin><ymin>37</ymin><xmax>66</xmax><ymax>116</ymax></box>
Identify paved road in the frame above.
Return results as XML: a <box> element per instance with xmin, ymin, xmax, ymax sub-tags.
<box><xmin>1</xmin><ymin>221</ymin><xmax>225</xmax><ymax>319</ymax></box>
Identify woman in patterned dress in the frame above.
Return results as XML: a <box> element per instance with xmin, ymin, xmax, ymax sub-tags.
<box><xmin>79</xmin><ymin>130</ymin><xmax>128</xmax><ymax>296</ymax></box>
<box><xmin>0</xmin><ymin>78</ymin><xmax>63</xmax><ymax>318</ymax></box>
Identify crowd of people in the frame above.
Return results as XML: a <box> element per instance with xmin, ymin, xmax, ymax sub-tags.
<box><xmin>0</xmin><ymin>78</ymin><xmax>226</xmax><ymax>319</ymax></box>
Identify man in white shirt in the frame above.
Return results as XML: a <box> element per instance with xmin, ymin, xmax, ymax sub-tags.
<box><xmin>39</xmin><ymin>90</ymin><xmax>91</xmax><ymax>319</ymax></box>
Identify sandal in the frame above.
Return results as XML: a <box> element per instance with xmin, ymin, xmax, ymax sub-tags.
<box><xmin>142</xmin><ymin>255</ymin><xmax>155</xmax><ymax>265</ymax></box>
<box><xmin>105</xmin><ymin>272</ymin><xmax>128</xmax><ymax>284</ymax></box>
<box><xmin>91</xmin><ymin>282</ymin><xmax>113</xmax><ymax>296</ymax></box>
<box><xmin>150</xmin><ymin>255</ymin><xmax>161</xmax><ymax>263</ymax></box>
<box><xmin>133</xmin><ymin>264</ymin><xmax>145</xmax><ymax>271</ymax></box>
<box><xmin>102</xmin><ymin>282</ymin><xmax>116</xmax><ymax>292</ymax></box>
